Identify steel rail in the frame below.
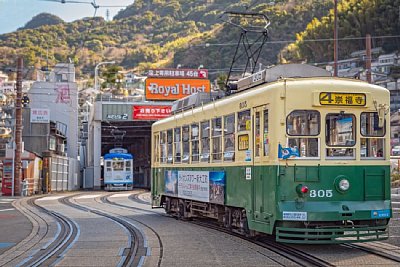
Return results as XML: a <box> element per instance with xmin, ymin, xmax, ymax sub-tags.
<box><xmin>342</xmin><ymin>243</ymin><xmax>400</xmax><ymax>264</ymax></box>
<box><xmin>63</xmin><ymin>194</ymin><xmax>145</xmax><ymax>267</ymax></box>
<box><xmin>18</xmin><ymin>198</ymin><xmax>79</xmax><ymax>267</ymax></box>
<box><xmin>190</xmin><ymin>219</ymin><xmax>334</xmax><ymax>267</ymax></box>
<box><xmin>99</xmin><ymin>193</ymin><xmax>164</xmax><ymax>267</ymax></box>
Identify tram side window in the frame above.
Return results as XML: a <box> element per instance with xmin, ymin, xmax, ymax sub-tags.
<box><xmin>361</xmin><ymin>112</ymin><xmax>385</xmax><ymax>159</ymax></box>
<box><xmin>264</xmin><ymin>109</ymin><xmax>269</xmax><ymax>156</ymax></box>
<box><xmin>182</xmin><ymin>125</ymin><xmax>190</xmax><ymax>163</ymax></box>
<box><xmin>286</xmin><ymin>110</ymin><xmax>320</xmax><ymax>158</ymax></box>
<box><xmin>174</xmin><ymin>127</ymin><xmax>181</xmax><ymax>163</ymax></box>
<box><xmin>212</xmin><ymin>117</ymin><xmax>222</xmax><ymax>161</ymax></box>
<box><xmin>160</xmin><ymin>131</ymin><xmax>167</xmax><ymax>163</ymax></box>
<box><xmin>326</xmin><ymin>113</ymin><xmax>356</xmax><ymax>158</ymax></box>
<box><xmin>200</xmin><ymin>120</ymin><xmax>210</xmax><ymax>162</ymax></box>
<box><xmin>167</xmin><ymin>129</ymin><xmax>173</xmax><ymax>163</ymax></box>
<box><xmin>106</xmin><ymin>161</ymin><xmax>111</xmax><ymax>172</ymax></box>
<box><xmin>224</xmin><ymin>114</ymin><xmax>235</xmax><ymax>161</ymax></box>
<box><xmin>154</xmin><ymin>134</ymin><xmax>160</xmax><ymax>164</ymax></box>
<box><xmin>238</xmin><ymin>110</ymin><xmax>251</xmax><ymax>131</ymax></box>
<box><xmin>191</xmin><ymin>124</ymin><xmax>200</xmax><ymax>162</ymax></box>
<box><xmin>126</xmin><ymin>160</ymin><xmax>131</xmax><ymax>172</ymax></box>
<box><xmin>287</xmin><ymin>110</ymin><xmax>320</xmax><ymax>136</ymax></box>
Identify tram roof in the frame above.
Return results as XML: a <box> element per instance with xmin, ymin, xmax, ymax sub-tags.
<box><xmin>104</xmin><ymin>153</ymin><xmax>133</xmax><ymax>160</ymax></box>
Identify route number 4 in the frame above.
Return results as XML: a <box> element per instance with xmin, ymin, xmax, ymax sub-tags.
<box><xmin>309</xmin><ymin>190</ymin><xmax>333</xmax><ymax>198</ymax></box>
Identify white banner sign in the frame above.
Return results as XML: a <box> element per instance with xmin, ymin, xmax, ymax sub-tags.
<box><xmin>177</xmin><ymin>171</ymin><xmax>209</xmax><ymax>202</ymax></box>
<box><xmin>30</xmin><ymin>108</ymin><xmax>50</xmax><ymax>123</ymax></box>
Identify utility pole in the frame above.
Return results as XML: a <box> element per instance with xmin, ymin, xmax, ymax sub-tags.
<box><xmin>366</xmin><ymin>34</ymin><xmax>372</xmax><ymax>83</ymax></box>
<box><xmin>333</xmin><ymin>0</ymin><xmax>338</xmax><ymax>77</ymax></box>
<box><xmin>14</xmin><ymin>57</ymin><xmax>23</xmax><ymax>196</ymax></box>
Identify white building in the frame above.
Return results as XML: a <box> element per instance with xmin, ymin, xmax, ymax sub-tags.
<box><xmin>28</xmin><ymin>63</ymin><xmax>79</xmax><ymax>159</ymax></box>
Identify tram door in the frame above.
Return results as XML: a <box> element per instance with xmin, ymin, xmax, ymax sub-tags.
<box><xmin>151</xmin><ymin>133</ymin><xmax>160</xmax><ymax>205</ymax></box>
<box><xmin>252</xmin><ymin>106</ymin><xmax>271</xmax><ymax>224</ymax></box>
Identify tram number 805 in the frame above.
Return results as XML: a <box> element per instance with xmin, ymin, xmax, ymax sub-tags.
<box><xmin>309</xmin><ymin>189</ymin><xmax>333</xmax><ymax>198</ymax></box>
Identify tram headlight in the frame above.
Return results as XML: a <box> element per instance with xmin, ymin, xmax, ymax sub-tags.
<box><xmin>338</xmin><ymin>179</ymin><xmax>350</xmax><ymax>191</ymax></box>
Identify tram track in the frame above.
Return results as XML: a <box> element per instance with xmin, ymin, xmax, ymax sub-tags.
<box><xmin>17</xmin><ymin>197</ymin><xmax>79</xmax><ymax>267</ymax></box>
<box><xmin>98</xmin><ymin>193</ymin><xmax>164</xmax><ymax>267</ymax></box>
<box><xmin>64</xmin><ymin>194</ymin><xmax>147</xmax><ymax>267</ymax></box>
<box><xmin>189</xmin><ymin>219</ymin><xmax>334</xmax><ymax>267</ymax></box>
<box><xmin>125</xmin><ymin>191</ymin><xmax>333</xmax><ymax>266</ymax></box>
<box><xmin>341</xmin><ymin>243</ymin><xmax>400</xmax><ymax>264</ymax></box>
<box><xmin>0</xmin><ymin>197</ymin><xmax>49</xmax><ymax>266</ymax></box>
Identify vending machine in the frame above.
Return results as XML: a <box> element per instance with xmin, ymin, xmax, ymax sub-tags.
<box><xmin>1</xmin><ymin>160</ymin><xmax>13</xmax><ymax>196</ymax></box>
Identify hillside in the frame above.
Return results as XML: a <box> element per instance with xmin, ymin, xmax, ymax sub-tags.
<box><xmin>19</xmin><ymin>13</ymin><xmax>64</xmax><ymax>31</ymax></box>
<box><xmin>0</xmin><ymin>0</ymin><xmax>397</xmax><ymax>80</ymax></box>
<box><xmin>283</xmin><ymin>0</ymin><xmax>400</xmax><ymax>63</ymax></box>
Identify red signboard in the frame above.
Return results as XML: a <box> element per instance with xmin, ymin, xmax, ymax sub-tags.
<box><xmin>148</xmin><ymin>68</ymin><xmax>208</xmax><ymax>79</ymax></box>
<box><xmin>133</xmin><ymin>105</ymin><xmax>172</xmax><ymax>120</ymax></box>
<box><xmin>145</xmin><ymin>78</ymin><xmax>211</xmax><ymax>101</ymax></box>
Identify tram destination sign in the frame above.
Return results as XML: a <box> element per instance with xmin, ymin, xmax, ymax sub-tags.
<box><xmin>319</xmin><ymin>92</ymin><xmax>366</xmax><ymax>106</ymax></box>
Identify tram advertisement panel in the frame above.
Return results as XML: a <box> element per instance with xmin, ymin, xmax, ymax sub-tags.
<box><xmin>164</xmin><ymin>170</ymin><xmax>225</xmax><ymax>204</ymax></box>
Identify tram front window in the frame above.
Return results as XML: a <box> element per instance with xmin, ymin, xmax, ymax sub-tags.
<box><xmin>326</xmin><ymin>113</ymin><xmax>356</xmax><ymax>159</ymax></box>
<box><xmin>361</xmin><ymin>112</ymin><xmax>385</xmax><ymax>159</ymax></box>
<box><xmin>286</xmin><ymin>110</ymin><xmax>320</xmax><ymax>158</ymax></box>
<box><xmin>112</xmin><ymin>161</ymin><xmax>123</xmax><ymax>171</ymax></box>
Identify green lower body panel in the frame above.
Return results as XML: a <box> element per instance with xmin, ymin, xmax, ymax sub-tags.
<box><xmin>276</xmin><ymin>225</ymin><xmax>389</xmax><ymax>244</ymax></box>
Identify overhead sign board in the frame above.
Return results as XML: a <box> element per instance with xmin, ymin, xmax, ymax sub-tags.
<box><xmin>148</xmin><ymin>68</ymin><xmax>208</xmax><ymax>79</ymax></box>
<box><xmin>133</xmin><ymin>105</ymin><xmax>172</xmax><ymax>120</ymax></box>
<box><xmin>145</xmin><ymin>78</ymin><xmax>211</xmax><ymax>101</ymax></box>
<box><xmin>31</xmin><ymin>108</ymin><xmax>50</xmax><ymax>123</ymax></box>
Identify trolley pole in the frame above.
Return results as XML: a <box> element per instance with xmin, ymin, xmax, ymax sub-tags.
<box><xmin>14</xmin><ymin>57</ymin><xmax>23</xmax><ymax>196</ymax></box>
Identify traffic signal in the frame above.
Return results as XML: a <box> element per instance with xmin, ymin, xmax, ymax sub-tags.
<box><xmin>22</xmin><ymin>94</ymin><xmax>30</xmax><ymax>107</ymax></box>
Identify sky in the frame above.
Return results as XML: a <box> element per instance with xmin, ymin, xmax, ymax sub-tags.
<box><xmin>0</xmin><ymin>0</ymin><xmax>134</xmax><ymax>34</ymax></box>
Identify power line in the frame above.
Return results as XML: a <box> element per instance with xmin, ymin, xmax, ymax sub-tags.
<box><xmin>195</xmin><ymin>35</ymin><xmax>400</xmax><ymax>47</ymax></box>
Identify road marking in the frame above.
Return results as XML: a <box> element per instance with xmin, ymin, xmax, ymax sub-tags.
<box><xmin>36</xmin><ymin>196</ymin><xmax>65</xmax><ymax>201</ymax></box>
<box><xmin>0</xmin><ymin>208</ymin><xmax>15</xmax><ymax>212</ymax></box>
<box><xmin>75</xmin><ymin>195</ymin><xmax>101</xmax><ymax>199</ymax></box>
<box><xmin>0</xmin><ymin>199</ymin><xmax>15</xmax><ymax>202</ymax></box>
<box><xmin>109</xmin><ymin>193</ymin><xmax>133</xmax><ymax>198</ymax></box>
<box><xmin>0</xmin><ymin>243</ymin><xmax>15</xmax><ymax>249</ymax></box>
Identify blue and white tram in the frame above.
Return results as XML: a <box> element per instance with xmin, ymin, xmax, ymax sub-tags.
<box><xmin>103</xmin><ymin>148</ymin><xmax>133</xmax><ymax>191</ymax></box>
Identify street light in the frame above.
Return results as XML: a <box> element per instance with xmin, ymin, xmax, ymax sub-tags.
<box><xmin>94</xmin><ymin>61</ymin><xmax>115</xmax><ymax>92</ymax></box>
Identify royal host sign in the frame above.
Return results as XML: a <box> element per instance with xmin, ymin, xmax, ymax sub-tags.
<box><xmin>145</xmin><ymin>78</ymin><xmax>211</xmax><ymax>101</ymax></box>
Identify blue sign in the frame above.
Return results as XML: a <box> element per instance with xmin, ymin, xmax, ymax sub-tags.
<box><xmin>371</xmin><ymin>209</ymin><xmax>391</xmax><ymax>219</ymax></box>
<box><xmin>278</xmin><ymin>144</ymin><xmax>299</xmax><ymax>159</ymax></box>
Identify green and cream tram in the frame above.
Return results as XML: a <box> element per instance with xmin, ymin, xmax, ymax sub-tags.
<box><xmin>151</xmin><ymin>64</ymin><xmax>391</xmax><ymax>244</ymax></box>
